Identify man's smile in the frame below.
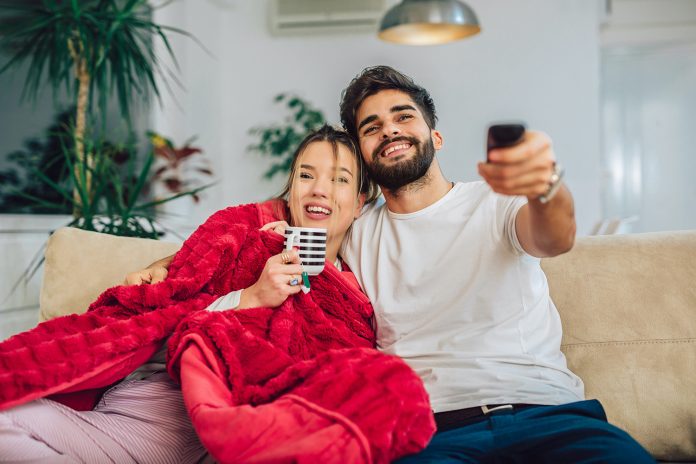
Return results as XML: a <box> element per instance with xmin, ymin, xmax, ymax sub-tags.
<box><xmin>381</xmin><ymin>142</ymin><xmax>412</xmax><ymax>158</ymax></box>
<box><xmin>373</xmin><ymin>136</ymin><xmax>418</xmax><ymax>161</ymax></box>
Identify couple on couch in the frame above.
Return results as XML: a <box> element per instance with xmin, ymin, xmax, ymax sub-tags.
<box><xmin>0</xmin><ymin>66</ymin><xmax>653</xmax><ymax>463</ymax></box>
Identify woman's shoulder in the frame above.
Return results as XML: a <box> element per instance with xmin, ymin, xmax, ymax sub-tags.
<box><xmin>257</xmin><ymin>198</ymin><xmax>289</xmax><ymax>225</ymax></box>
<box><xmin>204</xmin><ymin>200</ymin><xmax>289</xmax><ymax>229</ymax></box>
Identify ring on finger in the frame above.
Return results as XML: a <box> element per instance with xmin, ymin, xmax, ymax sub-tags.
<box><xmin>281</xmin><ymin>252</ymin><xmax>290</xmax><ymax>264</ymax></box>
<box><xmin>288</xmin><ymin>275</ymin><xmax>299</xmax><ymax>286</ymax></box>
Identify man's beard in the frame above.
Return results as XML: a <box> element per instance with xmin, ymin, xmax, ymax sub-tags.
<box><xmin>367</xmin><ymin>135</ymin><xmax>435</xmax><ymax>192</ymax></box>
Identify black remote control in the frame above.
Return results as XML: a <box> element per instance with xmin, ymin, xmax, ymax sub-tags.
<box><xmin>487</xmin><ymin>123</ymin><xmax>526</xmax><ymax>161</ymax></box>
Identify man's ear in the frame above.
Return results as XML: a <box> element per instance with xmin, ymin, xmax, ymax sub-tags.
<box><xmin>432</xmin><ymin>130</ymin><xmax>443</xmax><ymax>150</ymax></box>
<box><xmin>354</xmin><ymin>193</ymin><xmax>366</xmax><ymax>218</ymax></box>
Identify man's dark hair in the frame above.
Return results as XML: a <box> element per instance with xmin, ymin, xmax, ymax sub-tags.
<box><xmin>339</xmin><ymin>66</ymin><xmax>438</xmax><ymax>140</ymax></box>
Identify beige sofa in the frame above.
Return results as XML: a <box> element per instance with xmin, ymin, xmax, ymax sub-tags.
<box><xmin>39</xmin><ymin>227</ymin><xmax>696</xmax><ymax>462</ymax></box>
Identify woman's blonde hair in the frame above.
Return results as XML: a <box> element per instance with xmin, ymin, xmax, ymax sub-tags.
<box><xmin>275</xmin><ymin>124</ymin><xmax>380</xmax><ymax>208</ymax></box>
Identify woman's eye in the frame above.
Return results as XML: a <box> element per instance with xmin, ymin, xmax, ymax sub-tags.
<box><xmin>299</xmin><ymin>172</ymin><xmax>312</xmax><ymax>179</ymax></box>
<box><xmin>334</xmin><ymin>176</ymin><xmax>350</xmax><ymax>184</ymax></box>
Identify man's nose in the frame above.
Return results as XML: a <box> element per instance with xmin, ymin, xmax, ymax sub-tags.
<box><xmin>381</xmin><ymin>122</ymin><xmax>400</xmax><ymax>139</ymax></box>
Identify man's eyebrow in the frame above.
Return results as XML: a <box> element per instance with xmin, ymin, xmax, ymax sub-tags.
<box><xmin>357</xmin><ymin>104</ymin><xmax>418</xmax><ymax>132</ymax></box>
<box><xmin>391</xmin><ymin>104</ymin><xmax>417</xmax><ymax>113</ymax></box>
<box><xmin>357</xmin><ymin>115</ymin><xmax>377</xmax><ymax>132</ymax></box>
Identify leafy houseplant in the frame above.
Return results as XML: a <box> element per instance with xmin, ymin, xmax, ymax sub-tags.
<box><xmin>16</xmin><ymin>134</ymin><xmax>211</xmax><ymax>239</ymax></box>
<box><xmin>149</xmin><ymin>132</ymin><xmax>213</xmax><ymax>204</ymax></box>
<box><xmin>248</xmin><ymin>94</ymin><xmax>326</xmax><ymax>179</ymax></box>
<box><xmin>0</xmin><ymin>109</ymin><xmax>215</xmax><ymax>233</ymax></box>
<box><xmin>0</xmin><ymin>0</ymin><xmax>189</xmax><ymax>216</ymax></box>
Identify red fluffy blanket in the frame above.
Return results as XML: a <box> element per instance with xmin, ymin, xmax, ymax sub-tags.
<box><xmin>0</xmin><ymin>201</ymin><xmax>435</xmax><ymax>462</ymax></box>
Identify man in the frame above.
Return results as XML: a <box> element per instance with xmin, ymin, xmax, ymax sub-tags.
<box><xmin>336</xmin><ymin>65</ymin><xmax>653</xmax><ymax>462</ymax></box>
<box><xmin>127</xmin><ymin>66</ymin><xmax>654</xmax><ymax>462</ymax></box>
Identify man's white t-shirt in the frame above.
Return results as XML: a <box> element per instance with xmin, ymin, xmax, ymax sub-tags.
<box><xmin>341</xmin><ymin>181</ymin><xmax>584</xmax><ymax>413</ymax></box>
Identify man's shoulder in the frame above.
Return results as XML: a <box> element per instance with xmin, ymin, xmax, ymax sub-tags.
<box><xmin>344</xmin><ymin>200</ymin><xmax>382</xmax><ymax>242</ymax></box>
<box><xmin>357</xmin><ymin>197</ymin><xmax>386</xmax><ymax>220</ymax></box>
<box><xmin>454</xmin><ymin>180</ymin><xmax>492</xmax><ymax>196</ymax></box>
<box><xmin>454</xmin><ymin>181</ymin><xmax>525</xmax><ymax>208</ymax></box>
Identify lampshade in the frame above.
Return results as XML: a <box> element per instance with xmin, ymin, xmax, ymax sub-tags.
<box><xmin>378</xmin><ymin>0</ymin><xmax>481</xmax><ymax>45</ymax></box>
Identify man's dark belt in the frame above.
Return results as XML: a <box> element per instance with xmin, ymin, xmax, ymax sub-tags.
<box><xmin>434</xmin><ymin>404</ymin><xmax>536</xmax><ymax>432</ymax></box>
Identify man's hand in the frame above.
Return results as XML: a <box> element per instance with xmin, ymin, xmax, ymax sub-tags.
<box><xmin>478</xmin><ymin>131</ymin><xmax>555</xmax><ymax>200</ymax></box>
<box><xmin>124</xmin><ymin>266</ymin><xmax>168</xmax><ymax>286</ymax></box>
<box><xmin>478</xmin><ymin>130</ymin><xmax>576</xmax><ymax>258</ymax></box>
<box><xmin>123</xmin><ymin>254</ymin><xmax>175</xmax><ymax>285</ymax></box>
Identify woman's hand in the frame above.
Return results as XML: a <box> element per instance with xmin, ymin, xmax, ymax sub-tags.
<box><xmin>238</xmin><ymin>249</ymin><xmax>304</xmax><ymax>309</ymax></box>
<box><xmin>260</xmin><ymin>220</ymin><xmax>290</xmax><ymax>236</ymax></box>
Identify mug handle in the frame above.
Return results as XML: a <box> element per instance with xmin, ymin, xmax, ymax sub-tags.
<box><xmin>285</xmin><ymin>233</ymin><xmax>299</xmax><ymax>251</ymax></box>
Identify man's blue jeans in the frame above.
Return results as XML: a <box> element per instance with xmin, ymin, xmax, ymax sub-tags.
<box><xmin>397</xmin><ymin>400</ymin><xmax>655</xmax><ymax>463</ymax></box>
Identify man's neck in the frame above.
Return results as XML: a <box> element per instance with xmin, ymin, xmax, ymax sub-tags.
<box><xmin>382</xmin><ymin>160</ymin><xmax>453</xmax><ymax>214</ymax></box>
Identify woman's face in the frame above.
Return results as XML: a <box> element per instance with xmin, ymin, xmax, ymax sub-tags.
<box><xmin>288</xmin><ymin>140</ymin><xmax>364</xmax><ymax>241</ymax></box>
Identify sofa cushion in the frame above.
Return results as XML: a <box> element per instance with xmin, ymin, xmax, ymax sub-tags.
<box><xmin>542</xmin><ymin>230</ymin><xmax>696</xmax><ymax>461</ymax></box>
<box><xmin>40</xmin><ymin>227</ymin><xmax>181</xmax><ymax>322</ymax></box>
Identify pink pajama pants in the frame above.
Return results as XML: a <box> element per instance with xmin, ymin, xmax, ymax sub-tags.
<box><xmin>0</xmin><ymin>373</ymin><xmax>209</xmax><ymax>463</ymax></box>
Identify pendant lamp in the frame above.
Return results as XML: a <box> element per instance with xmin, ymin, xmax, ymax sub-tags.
<box><xmin>378</xmin><ymin>0</ymin><xmax>481</xmax><ymax>45</ymax></box>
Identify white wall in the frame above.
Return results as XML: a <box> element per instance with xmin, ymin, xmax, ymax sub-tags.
<box><xmin>152</xmin><ymin>0</ymin><xmax>602</xmax><ymax>234</ymax></box>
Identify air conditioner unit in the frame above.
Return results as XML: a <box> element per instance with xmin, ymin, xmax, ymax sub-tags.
<box><xmin>269</xmin><ymin>0</ymin><xmax>387</xmax><ymax>35</ymax></box>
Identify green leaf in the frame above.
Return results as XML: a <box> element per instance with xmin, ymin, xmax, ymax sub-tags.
<box><xmin>136</xmin><ymin>182</ymin><xmax>215</xmax><ymax>210</ymax></box>
<box><xmin>126</xmin><ymin>149</ymin><xmax>154</xmax><ymax>209</ymax></box>
<box><xmin>5</xmin><ymin>188</ymin><xmax>70</xmax><ymax>212</ymax></box>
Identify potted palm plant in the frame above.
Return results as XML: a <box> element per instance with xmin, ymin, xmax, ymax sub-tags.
<box><xmin>0</xmin><ymin>0</ymin><xmax>199</xmax><ymax>236</ymax></box>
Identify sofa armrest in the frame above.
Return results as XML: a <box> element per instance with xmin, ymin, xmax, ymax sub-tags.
<box><xmin>39</xmin><ymin>227</ymin><xmax>181</xmax><ymax>322</ymax></box>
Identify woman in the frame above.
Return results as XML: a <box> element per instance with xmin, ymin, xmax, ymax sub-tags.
<box><xmin>0</xmin><ymin>125</ymin><xmax>433</xmax><ymax>464</ymax></box>
<box><xmin>126</xmin><ymin>124</ymin><xmax>380</xmax><ymax>310</ymax></box>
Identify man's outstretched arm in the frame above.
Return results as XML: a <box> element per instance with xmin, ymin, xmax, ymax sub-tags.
<box><xmin>478</xmin><ymin>130</ymin><xmax>576</xmax><ymax>258</ymax></box>
<box><xmin>515</xmin><ymin>185</ymin><xmax>576</xmax><ymax>257</ymax></box>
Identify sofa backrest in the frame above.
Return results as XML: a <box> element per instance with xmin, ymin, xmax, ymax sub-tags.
<box><xmin>542</xmin><ymin>230</ymin><xmax>696</xmax><ymax>461</ymax></box>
